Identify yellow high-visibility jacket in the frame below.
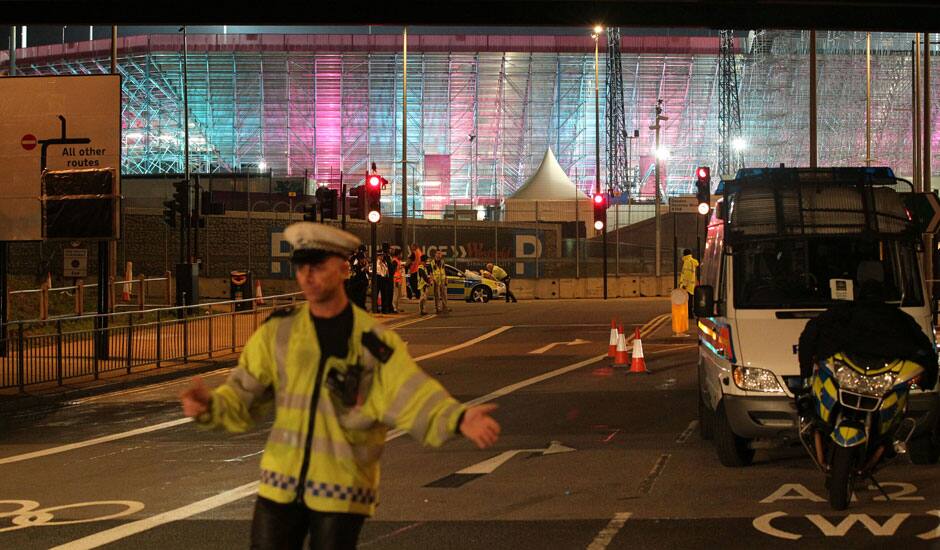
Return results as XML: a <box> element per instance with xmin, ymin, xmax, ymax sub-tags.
<box><xmin>431</xmin><ymin>260</ymin><xmax>447</xmax><ymax>285</ymax></box>
<box><xmin>416</xmin><ymin>263</ymin><xmax>431</xmax><ymax>292</ymax></box>
<box><xmin>679</xmin><ymin>254</ymin><xmax>699</xmax><ymax>295</ymax></box>
<box><xmin>198</xmin><ymin>304</ymin><xmax>465</xmax><ymax>516</ymax></box>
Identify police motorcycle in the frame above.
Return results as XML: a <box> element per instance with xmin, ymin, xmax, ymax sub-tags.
<box><xmin>797</xmin><ymin>352</ymin><xmax>925</xmax><ymax>510</ymax></box>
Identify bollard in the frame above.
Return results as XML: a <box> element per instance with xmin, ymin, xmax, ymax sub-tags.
<box><xmin>671</xmin><ymin>288</ymin><xmax>689</xmax><ymax>335</ymax></box>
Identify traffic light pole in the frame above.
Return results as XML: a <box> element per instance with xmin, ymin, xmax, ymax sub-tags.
<box><xmin>594</xmin><ymin>31</ymin><xmax>607</xmax><ymax>300</ymax></box>
<box><xmin>340</xmin><ymin>172</ymin><xmax>346</xmax><ymax>230</ymax></box>
<box><xmin>95</xmin><ymin>240</ymin><xmax>109</xmax><ymax>359</ymax></box>
<box><xmin>370</xmin><ymin>222</ymin><xmax>378</xmax><ymax>313</ymax></box>
<box><xmin>673</xmin><ymin>213</ymin><xmax>678</xmax><ymax>289</ymax></box>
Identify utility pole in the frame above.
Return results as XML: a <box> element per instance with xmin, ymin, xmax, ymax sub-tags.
<box><xmin>650</xmin><ymin>100</ymin><xmax>668</xmax><ymax>281</ymax></box>
<box><xmin>810</xmin><ymin>30</ymin><xmax>817</xmax><ymax>168</ymax></box>
<box><xmin>401</xmin><ymin>27</ymin><xmax>408</xmax><ymax>255</ymax></box>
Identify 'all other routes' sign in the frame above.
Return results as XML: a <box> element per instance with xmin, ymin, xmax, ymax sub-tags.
<box><xmin>0</xmin><ymin>75</ymin><xmax>121</xmax><ymax>241</ymax></box>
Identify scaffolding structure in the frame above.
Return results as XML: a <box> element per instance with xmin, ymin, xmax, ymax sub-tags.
<box><xmin>605</xmin><ymin>27</ymin><xmax>628</xmax><ymax>197</ymax></box>
<box><xmin>718</xmin><ymin>30</ymin><xmax>743</xmax><ymax>177</ymax></box>
<box><xmin>739</xmin><ymin>30</ymin><xmax>932</xmax><ymax>177</ymax></box>
<box><xmin>7</xmin><ymin>30</ymin><xmax>936</xmax><ymax>216</ymax></box>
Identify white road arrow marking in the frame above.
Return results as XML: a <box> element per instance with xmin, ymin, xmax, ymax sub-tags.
<box><xmin>457</xmin><ymin>441</ymin><xmax>576</xmax><ymax>475</ymax></box>
<box><xmin>528</xmin><ymin>338</ymin><xmax>589</xmax><ymax>355</ymax></box>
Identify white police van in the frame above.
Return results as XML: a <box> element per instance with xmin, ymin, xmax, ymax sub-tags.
<box><xmin>694</xmin><ymin>167</ymin><xmax>939</xmax><ymax>466</ymax></box>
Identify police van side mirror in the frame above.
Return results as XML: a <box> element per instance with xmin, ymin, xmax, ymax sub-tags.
<box><xmin>694</xmin><ymin>285</ymin><xmax>715</xmax><ymax>318</ymax></box>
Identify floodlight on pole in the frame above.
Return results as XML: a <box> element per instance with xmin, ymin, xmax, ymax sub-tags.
<box><xmin>731</xmin><ymin>136</ymin><xmax>747</xmax><ymax>152</ymax></box>
<box><xmin>655</xmin><ymin>147</ymin><xmax>671</xmax><ymax>160</ymax></box>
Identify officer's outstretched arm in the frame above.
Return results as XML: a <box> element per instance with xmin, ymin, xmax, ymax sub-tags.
<box><xmin>191</xmin><ymin>327</ymin><xmax>276</xmax><ymax>432</ymax></box>
<box><xmin>373</xmin><ymin>335</ymin><xmax>466</xmax><ymax>447</ymax></box>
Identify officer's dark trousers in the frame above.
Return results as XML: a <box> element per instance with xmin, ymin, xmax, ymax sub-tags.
<box><xmin>380</xmin><ymin>276</ymin><xmax>394</xmax><ymax>313</ymax></box>
<box><xmin>250</xmin><ymin>496</ymin><xmax>365</xmax><ymax>550</ymax></box>
<box><xmin>503</xmin><ymin>277</ymin><xmax>517</xmax><ymax>303</ymax></box>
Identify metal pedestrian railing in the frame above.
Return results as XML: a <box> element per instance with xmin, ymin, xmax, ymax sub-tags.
<box><xmin>0</xmin><ymin>292</ymin><xmax>304</xmax><ymax>391</ymax></box>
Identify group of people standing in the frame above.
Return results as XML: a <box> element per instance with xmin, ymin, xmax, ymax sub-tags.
<box><xmin>345</xmin><ymin>244</ymin><xmax>405</xmax><ymax>314</ymax></box>
<box><xmin>345</xmin><ymin>242</ymin><xmax>516</xmax><ymax>315</ymax></box>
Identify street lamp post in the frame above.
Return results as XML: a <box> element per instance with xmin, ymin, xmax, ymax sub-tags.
<box><xmin>593</xmin><ymin>26</ymin><xmax>607</xmax><ymax>299</ymax></box>
<box><xmin>649</xmin><ymin>100</ymin><xmax>668</xmax><ymax>281</ymax></box>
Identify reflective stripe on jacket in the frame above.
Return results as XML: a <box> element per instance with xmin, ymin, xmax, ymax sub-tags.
<box><xmin>199</xmin><ymin>304</ymin><xmax>465</xmax><ymax>516</ymax></box>
<box><xmin>431</xmin><ymin>261</ymin><xmax>447</xmax><ymax>285</ymax></box>
<box><xmin>679</xmin><ymin>255</ymin><xmax>699</xmax><ymax>295</ymax></box>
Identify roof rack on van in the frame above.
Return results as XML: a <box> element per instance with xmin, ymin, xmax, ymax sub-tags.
<box><xmin>716</xmin><ymin>167</ymin><xmax>915</xmax><ymax>239</ymax></box>
<box><xmin>716</xmin><ymin>167</ymin><xmax>906</xmax><ymax>194</ymax></box>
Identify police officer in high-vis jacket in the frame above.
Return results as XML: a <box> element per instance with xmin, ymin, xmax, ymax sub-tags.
<box><xmin>180</xmin><ymin>222</ymin><xmax>500</xmax><ymax>550</ymax></box>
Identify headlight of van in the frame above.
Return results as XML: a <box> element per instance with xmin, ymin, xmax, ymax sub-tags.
<box><xmin>732</xmin><ymin>366</ymin><xmax>785</xmax><ymax>393</ymax></box>
<box><xmin>830</xmin><ymin>360</ymin><xmax>895</xmax><ymax>396</ymax></box>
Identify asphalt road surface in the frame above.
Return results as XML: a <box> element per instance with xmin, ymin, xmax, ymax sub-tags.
<box><xmin>0</xmin><ymin>298</ymin><xmax>937</xmax><ymax>549</ymax></box>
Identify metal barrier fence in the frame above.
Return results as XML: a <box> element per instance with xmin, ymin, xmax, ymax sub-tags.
<box><xmin>0</xmin><ymin>292</ymin><xmax>304</xmax><ymax>391</ymax></box>
<box><xmin>9</xmin><ymin>276</ymin><xmax>173</xmax><ymax>323</ymax></box>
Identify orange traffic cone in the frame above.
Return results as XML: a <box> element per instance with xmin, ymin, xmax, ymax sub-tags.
<box><xmin>255</xmin><ymin>279</ymin><xmax>265</xmax><ymax>305</ymax></box>
<box><xmin>608</xmin><ymin>319</ymin><xmax>619</xmax><ymax>357</ymax></box>
<box><xmin>628</xmin><ymin>328</ymin><xmax>650</xmax><ymax>374</ymax></box>
<box><xmin>614</xmin><ymin>323</ymin><xmax>629</xmax><ymax>367</ymax></box>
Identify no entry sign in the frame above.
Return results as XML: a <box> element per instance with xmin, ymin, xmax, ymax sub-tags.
<box><xmin>21</xmin><ymin>134</ymin><xmax>37</xmax><ymax>150</ymax></box>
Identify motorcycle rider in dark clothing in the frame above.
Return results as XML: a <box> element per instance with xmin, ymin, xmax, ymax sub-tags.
<box><xmin>797</xmin><ymin>279</ymin><xmax>938</xmax><ymax>391</ymax></box>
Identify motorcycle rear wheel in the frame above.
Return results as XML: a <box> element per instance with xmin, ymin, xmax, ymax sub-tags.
<box><xmin>829</xmin><ymin>445</ymin><xmax>856</xmax><ymax>511</ymax></box>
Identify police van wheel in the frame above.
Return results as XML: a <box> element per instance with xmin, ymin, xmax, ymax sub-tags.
<box><xmin>714</xmin><ymin>401</ymin><xmax>754</xmax><ymax>467</ymax></box>
<box><xmin>697</xmin><ymin>361</ymin><xmax>714</xmax><ymax>440</ymax></box>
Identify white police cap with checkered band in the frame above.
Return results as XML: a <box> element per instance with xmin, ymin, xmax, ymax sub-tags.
<box><xmin>284</xmin><ymin>222</ymin><xmax>361</xmax><ymax>264</ymax></box>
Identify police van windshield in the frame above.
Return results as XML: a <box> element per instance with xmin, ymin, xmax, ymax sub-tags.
<box><xmin>733</xmin><ymin>237</ymin><xmax>923</xmax><ymax>309</ymax></box>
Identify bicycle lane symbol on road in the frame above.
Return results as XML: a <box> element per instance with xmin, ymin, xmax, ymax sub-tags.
<box><xmin>0</xmin><ymin>500</ymin><xmax>145</xmax><ymax>533</ymax></box>
<box><xmin>752</xmin><ymin>482</ymin><xmax>940</xmax><ymax>540</ymax></box>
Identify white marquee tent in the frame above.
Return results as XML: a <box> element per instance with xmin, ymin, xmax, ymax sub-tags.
<box><xmin>502</xmin><ymin>148</ymin><xmax>597</xmax><ymax>234</ymax></box>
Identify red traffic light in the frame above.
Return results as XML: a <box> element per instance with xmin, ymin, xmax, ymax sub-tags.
<box><xmin>696</xmin><ymin>167</ymin><xmax>709</xmax><ymax>180</ymax></box>
<box><xmin>593</xmin><ymin>194</ymin><xmax>604</xmax><ymax>204</ymax></box>
<box><xmin>368</xmin><ymin>175</ymin><xmax>381</xmax><ymax>188</ymax></box>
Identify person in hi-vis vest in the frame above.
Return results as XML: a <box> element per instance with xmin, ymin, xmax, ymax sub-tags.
<box><xmin>180</xmin><ymin>222</ymin><xmax>500</xmax><ymax>550</ymax></box>
<box><xmin>486</xmin><ymin>262</ymin><xmax>518</xmax><ymax>303</ymax></box>
<box><xmin>679</xmin><ymin>248</ymin><xmax>699</xmax><ymax>318</ymax></box>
